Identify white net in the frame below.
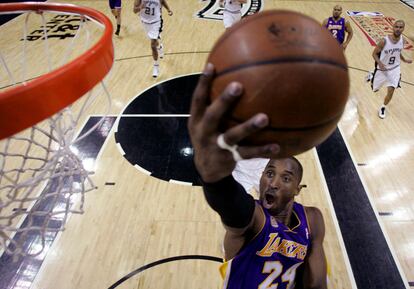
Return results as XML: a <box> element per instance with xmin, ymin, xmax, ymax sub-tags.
<box><xmin>0</xmin><ymin>4</ymin><xmax>112</xmax><ymax>258</ymax></box>
<box><xmin>0</xmin><ymin>111</ymin><xmax>96</xmax><ymax>257</ymax></box>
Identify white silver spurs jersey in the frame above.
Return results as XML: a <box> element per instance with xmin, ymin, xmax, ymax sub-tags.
<box><xmin>224</xmin><ymin>0</ymin><xmax>242</xmax><ymax>13</ymax></box>
<box><xmin>140</xmin><ymin>0</ymin><xmax>161</xmax><ymax>24</ymax></box>
<box><xmin>378</xmin><ymin>36</ymin><xmax>403</xmax><ymax>71</ymax></box>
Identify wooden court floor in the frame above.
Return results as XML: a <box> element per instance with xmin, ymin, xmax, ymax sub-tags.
<box><xmin>0</xmin><ymin>0</ymin><xmax>414</xmax><ymax>288</ymax></box>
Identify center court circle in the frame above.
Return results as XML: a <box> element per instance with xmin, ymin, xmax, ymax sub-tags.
<box><xmin>114</xmin><ymin>73</ymin><xmax>201</xmax><ymax>185</ymax></box>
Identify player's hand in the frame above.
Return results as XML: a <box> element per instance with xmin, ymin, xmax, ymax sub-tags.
<box><xmin>342</xmin><ymin>43</ymin><xmax>348</xmax><ymax>50</ymax></box>
<box><xmin>404</xmin><ymin>59</ymin><xmax>413</xmax><ymax>64</ymax></box>
<box><xmin>378</xmin><ymin>61</ymin><xmax>386</xmax><ymax>70</ymax></box>
<box><xmin>188</xmin><ymin>63</ymin><xmax>280</xmax><ymax>183</ymax></box>
<box><xmin>168</xmin><ymin>10</ymin><xmax>173</xmax><ymax>16</ymax></box>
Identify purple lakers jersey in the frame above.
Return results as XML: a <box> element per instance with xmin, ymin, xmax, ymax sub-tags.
<box><xmin>326</xmin><ymin>17</ymin><xmax>346</xmax><ymax>44</ymax></box>
<box><xmin>222</xmin><ymin>202</ymin><xmax>311</xmax><ymax>289</ymax></box>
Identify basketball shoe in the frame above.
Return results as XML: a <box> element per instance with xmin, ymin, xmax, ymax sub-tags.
<box><xmin>378</xmin><ymin>106</ymin><xmax>386</xmax><ymax>119</ymax></box>
<box><xmin>365</xmin><ymin>71</ymin><xmax>373</xmax><ymax>82</ymax></box>
<box><xmin>153</xmin><ymin>63</ymin><xmax>159</xmax><ymax>78</ymax></box>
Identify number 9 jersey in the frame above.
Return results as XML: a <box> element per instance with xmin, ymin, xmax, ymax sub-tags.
<box><xmin>371</xmin><ymin>36</ymin><xmax>403</xmax><ymax>92</ymax></box>
<box><xmin>377</xmin><ymin>36</ymin><xmax>403</xmax><ymax>71</ymax></box>
<box><xmin>220</xmin><ymin>202</ymin><xmax>311</xmax><ymax>289</ymax></box>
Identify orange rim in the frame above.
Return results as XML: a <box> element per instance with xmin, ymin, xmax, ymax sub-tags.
<box><xmin>0</xmin><ymin>2</ymin><xmax>114</xmax><ymax>140</ymax></box>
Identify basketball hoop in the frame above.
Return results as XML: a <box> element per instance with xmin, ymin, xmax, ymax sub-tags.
<box><xmin>0</xmin><ymin>2</ymin><xmax>114</xmax><ymax>258</ymax></box>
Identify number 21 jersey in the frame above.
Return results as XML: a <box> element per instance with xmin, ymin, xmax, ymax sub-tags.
<box><xmin>140</xmin><ymin>0</ymin><xmax>161</xmax><ymax>24</ymax></box>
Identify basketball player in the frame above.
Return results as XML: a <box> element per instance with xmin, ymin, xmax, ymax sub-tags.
<box><xmin>322</xmin><ymin>5</ymin><xmax>353</xmax><ymax>50</ymax></box>
<box><xmin>370</xmin><ymin>20</ymin><xmax>412</xmax><ymax>119</ymax></box>
<box><xmin>133</xmin><ymin>0</ymin><xmax>173</xmax><ymax>78</ymax></box>
<box><xmin>219</xmin><ymin>0</ymin><xmax>247</xmax><ymax>29</ymax></box>
<box><xmin>188</xmin><ymin>63</ymin><xmax>328</xmax><ymax>289</ymax></box>
<box><xmin>109</xmin><ymin>0</ymin><xmax>122</xmax><ymax>36</ymax></box>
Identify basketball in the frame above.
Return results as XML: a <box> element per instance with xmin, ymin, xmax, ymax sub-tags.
<box><xmin>208</xmin><ymin>10</ymin><xmax>349</xmax><ymax>157</ymax></box>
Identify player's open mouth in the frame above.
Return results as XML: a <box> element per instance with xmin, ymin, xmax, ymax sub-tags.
<box><xmin>264</xmin><ymin>193</ymin><xmax>275</xmax><ymax>206</ymax></box>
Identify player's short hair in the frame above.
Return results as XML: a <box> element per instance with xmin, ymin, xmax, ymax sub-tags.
<box><xmin>394</xmin><ymin>20</ymin><xmax>405</xmax><ymax>27</ymax></box>
<box><xmin>266</xmin><ymin>157</ymin><xmax>304</xmax><ymax>183</ymax></box>
<box><xmin>288</xmin><ymin>156</ymin><xmax>303</xmax><ymax>183</ymax></box>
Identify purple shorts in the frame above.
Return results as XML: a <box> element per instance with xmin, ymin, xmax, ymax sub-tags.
<box><xmin>109</xmin><ymin>0</ymin><xmax>121</xmax><ymax>9</ymax></box>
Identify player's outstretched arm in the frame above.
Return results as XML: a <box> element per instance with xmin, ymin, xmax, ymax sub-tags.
<box><xmin>188</xmin><ymin>63</ymin><xmax>279</xmax><ymax>255</ymax></box>
<box><xmin>302</xmin><ymin>207</ymin><xmax>327</xmax><ymax>289</ymax></box>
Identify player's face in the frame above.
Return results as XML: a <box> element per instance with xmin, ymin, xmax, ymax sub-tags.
<box><xmin>259</xmin><ymin>159</ymin><xmax>301</xmax><ymax>215</ymax></box>
<box><xmin>332</xmin><ymin>6</ymin><xmax>342</xmax><ymax>18</ymax></box>
<box><xmin>393</xmin><ymin>22</ymin><xmax>405</xmax><ymax>37</ymax></box>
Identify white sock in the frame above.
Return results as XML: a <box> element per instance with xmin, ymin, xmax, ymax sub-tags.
<box><xmin>154</xmin><ymin>61</ymin><xmax>159</xmax><ymax>66</ymax></box>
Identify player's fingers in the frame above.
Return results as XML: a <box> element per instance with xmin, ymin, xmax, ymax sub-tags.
<box><xmin>238</xmin><ymin>144</ymin><xmax>281</xmax><ymax>160</ymax></box>
<box><xmin>189</xmin><ymin>63</ymin><xmax>215</xmax><ymax>124</ymax></box>
<box><xmin>218</xmin><ymin>113</ymin><xmax>281</xmax><ymax>159</ymax></box>
<box><xmin>224</xmin><ymin>113</ymin><xmax>269</xmax><ymax>145</ymax></box>
<box><xmin>200</xmin><ymin>82</ymin><xmax>243</xmax><ymax>134</ymax></box>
